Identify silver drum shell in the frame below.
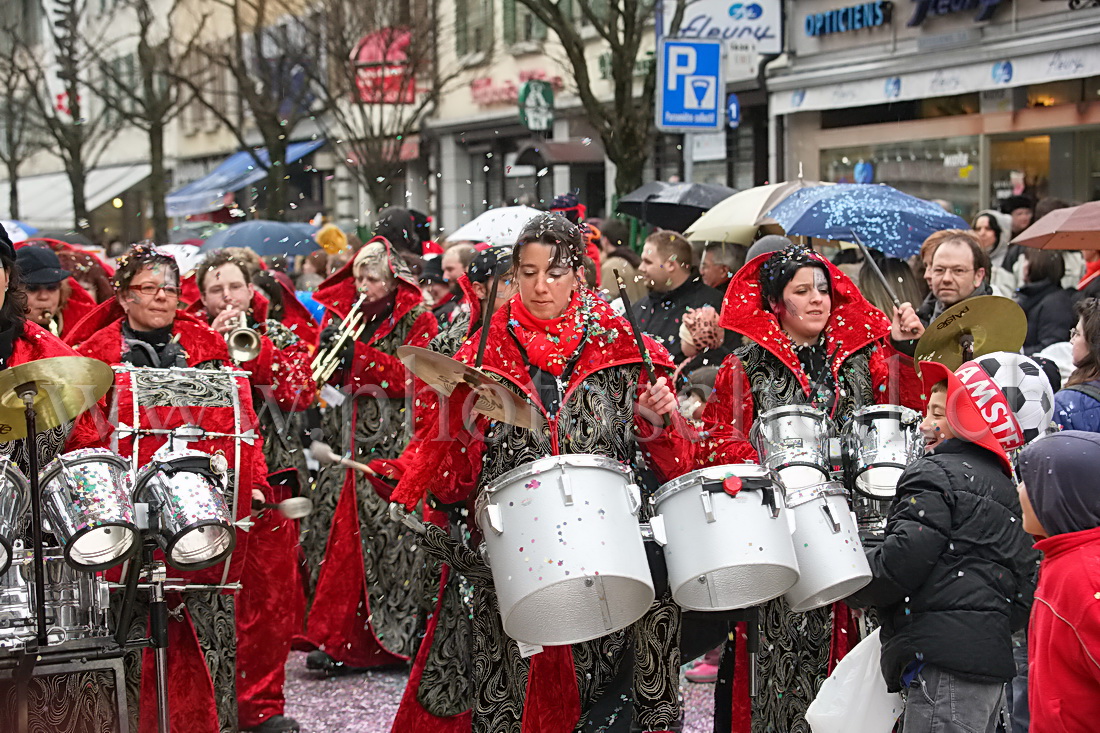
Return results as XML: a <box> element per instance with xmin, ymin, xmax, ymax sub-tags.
<box><xmin>0</xmin><ymin>458</ymin><xmax>27</xmax><ymax>575</ymax></box>
<box><xmin>652</xmin><ymin>464</ymin><xmax>799</xmax><ymax>611</ymax></box>
<box><xmin>751</xmin><ymin>405</ymin><xmax>832</xmax><ymax>492</ymax></box>
<box><xmin>782</xmin><ymin>482</ymin><xmax>871</xmax><ymax>612</ymax></box>
<box><xmin>843</xmin><ymin>404</ymin><xmax>924</xmax><ymax>498</ymax></box>
<box><xmin>475</xmin><ymin>454</ymin><xmax>654</xmax><ymax>646</ymax></box>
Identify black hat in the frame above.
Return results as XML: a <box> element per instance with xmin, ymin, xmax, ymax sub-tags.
<box><xmin>16</xmin><ymin>246</ymin><xmax>71</xmax><ymax>284</ymax></box>
<box><xmin>1000</xmin><ymin>195</ymin><xmax>1033</xmax><ymax>215</ymax></box>
<box><xmin>0</xmin><ymin>224</ymin><xmax>13</xmax><ymax>261</ymax></box>
<box><xmin>419</xmin><ymin>257</ymin><xmax>445</xmax><ymax>284</ymax></box>
<box><xmin>467</xmin><ymin>245</ymin><xmax>513</xmax><ymax>284</ymax></box>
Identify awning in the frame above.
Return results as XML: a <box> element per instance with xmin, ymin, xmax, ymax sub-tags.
<box><xmin>166</xmin><ymin>138</ymin><xmax>326</xmax><ymax>218</ymax></box>
<box><xmin>514</xmin><ymin>139</ymin><xmax>605</xmax><ymax>167</ymax></box>
<box><xmin>0</xmin><ymin>162</ymin><xmax>151</xmax><ymax>229</ymax></box>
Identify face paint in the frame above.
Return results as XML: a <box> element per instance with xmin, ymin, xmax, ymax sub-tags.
<box><xmin>813</xmin><ymin>268</ymin><xmax>828</xmax><ymax>293</ymax></box>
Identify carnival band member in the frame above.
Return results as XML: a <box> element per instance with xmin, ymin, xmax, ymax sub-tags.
<box><xmin>15</xmin><ymin>244</ymin><xmax>97</xmax><ymax>340</ymax></box>
<box><xmin>0</xmin><ymin>229</ymin><xmax>103</xmax><ymax>473</ymax></box>
<box><xmin>298</xmin><ymin>237</ymin><xmax>438</xmax><ymax>674</ymax></box>
<box><xmin>391</xmin><ymin>212</ymin><xmax>691</xmax><ymax>733</ymax></box>
<box><xmin>190</xmin><ymin>249</ymin><xmax>316</xmax><ymax>733</ymax></box>
<box><xmin>68</xmin><ymin>244</ymin><xmax>271</xmax><ymax>733</ymax></box>
<box><xmin>695</xmin><ymin>243</ymin><xmax>924</xmax><ymax>733</ymax></box>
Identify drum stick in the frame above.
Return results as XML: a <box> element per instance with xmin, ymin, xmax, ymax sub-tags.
<box><xmin>475</xmin><ymin>269</ymin><xmax>501</xmax><ymax>369</ymax></box>
<box><xmin>614</xmin><ymin>269</ymin><xmax>672</xmax><ymax>429</ymax></box>
<box><xmin>340</xmin><ymin>456</ymin><xmax>378</xmax><ymax>476</ymax></box>
<box><xmin>849</xmin><ymin>230</ymin><xmax>901</xmax><ymax>309</ymax></box>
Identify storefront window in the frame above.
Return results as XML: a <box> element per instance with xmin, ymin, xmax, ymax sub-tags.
<box><xmin>820</xmin><ymin>135</ymin><xmax>980</xmax><ymax>221</ymax></box>
<box><xmin>989</xmin><ymin>135</ymin><xmax>1050</xmax><ymax>210</ymax></box>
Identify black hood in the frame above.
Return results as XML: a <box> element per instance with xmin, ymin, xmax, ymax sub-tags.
<box><xmin>1019</xmin><ymin>430</ymin><xmax>1100</xmax><ymax>535</ymax></box>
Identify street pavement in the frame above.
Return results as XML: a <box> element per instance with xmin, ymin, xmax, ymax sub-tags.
<box><xmin>283</xmin><ymin>652</ymin><xmax>717</xmax><ymax>732</ymax></box>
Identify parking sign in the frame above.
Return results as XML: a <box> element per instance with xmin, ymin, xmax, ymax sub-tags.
<box><xmin>656</xmin><ymin>38</ymin><xmax>724</xmax><ymax>133</ymax></box>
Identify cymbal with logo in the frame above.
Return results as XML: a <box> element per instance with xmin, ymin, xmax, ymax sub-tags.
<box><xmin>914</xmin><ymin>295</ymin><xmax>1026</xmax><ymax>374</ymax></box>
<box><xmin>397</xmin><ymin>346</ymin><xmax>544</xmax><ymax>431</ymax></box>
<box><xmin>0</xmin><ymin>356</ymin><xmax>113</xmax><ymax>441</ymax></box>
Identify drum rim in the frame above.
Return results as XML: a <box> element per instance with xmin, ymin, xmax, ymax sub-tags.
<box><xmin>0</xmin><ymin>457</ymin><xmax>30</xmax><ymax>519</ymax></box>
<box><xmin>60</xmin><ymin>521</ymin><xmax>140</xmax><ymax>572</ymax></box>
<box><xmin>756</xmin><ymin>404</ymin><xmax>829</xmax><ymax>420</ymax></box>
<box><xmin>159</xmin><ymin>518</ymin><xmax>236</xmax><ymax>571</ymax></box>
<box><xmin>784</xmin><ymin>481</ymin><xmax>848</xmax><ymax>508</ymax></box>
<box><xmin>480</xmin><ymin>453</ymin><xmax>632</xmax><ymax>497</ymax></box>
<box><xmin>652</xmin><ymin>463</ymin><xmax>774</xmax><ymax>506</ymax></box>
<box><xmin>849</xmin><ymin>404</ymin><xmax>921</xmax><ymax>424</ymax></box>
<box><xmin>40</xmin><ymin>450</ymin><xmax>134</xmax><ymax>492</ymax></box>
<box><xmin>132</xmin><ymin>456</ymin><xmax>224</xmax><ymax>501</ymax></box>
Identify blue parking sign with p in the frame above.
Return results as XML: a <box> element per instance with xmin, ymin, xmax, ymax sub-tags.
<box><xmin>656</xmin><ymin>38</ymin><xmax>724</xmax><ymax>133</ymax></box>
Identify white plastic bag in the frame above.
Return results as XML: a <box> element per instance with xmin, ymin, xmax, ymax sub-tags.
<box><xmin>806</xmin><ymin>628</ymin><xmax>904</xmax><ymax>733</ymax></box>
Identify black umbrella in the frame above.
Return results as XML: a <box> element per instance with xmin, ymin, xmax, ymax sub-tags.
<box><xmin>35</xmin><ymin>229</ymin><xmax>95</xmax><ymax>247</ymax></box>
<box><xmin>616</xmin><ymin>181</ymin><xmax>738</xmax><ymax>232</ymax></box>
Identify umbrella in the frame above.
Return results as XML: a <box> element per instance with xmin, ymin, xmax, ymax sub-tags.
<box><xmin>36</xmin><ymin>229</ymin><xmax>94</xmax><ymax>247</ymax></box>
<box><xmin>684</xmin><ymin>179</ymin><xmax>831</xmax><ymax>244</ymax></box>
<box><xmin>155</xmin><ymin>244</ymin><xmax>204</xmax><ymax>275</ymax></box>
<box><xmin>200</xmin><ymin>220</ymin><xmax>318</xmax><ymax>256</ymax></box>
<box><xmin>1011</xmin><ymin>201</ymin><xmax>1100</xmax><ymax>250</ymax></box>
<box><xmin>169</xmin><ymin>221</ymin><xmax>228</xmax><ymax>243</ymax></box>
<box><xmin>616</xmin><ymin>181</ymin><xmax>738</xmax><ymax>232</ymax></box>
<box><xmin>764</xmin><ymin>183</ymin><xmax>968</xmax><ymax>259</ymax></box>
<box><xmin>444</xmin><ymin>206</ymin><xmax>543</xmax><ymax>246</ymax></box>
<box><xmin>1</xmin><ymin>220</ymin><xmax>36</xmax><ymax>244</ymax></box>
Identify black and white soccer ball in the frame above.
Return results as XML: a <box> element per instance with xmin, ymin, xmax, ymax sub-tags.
<box><xmin>974</xmin><ymin>351</ymin><xmax>1055</xmax><ymax>444</ymax></box>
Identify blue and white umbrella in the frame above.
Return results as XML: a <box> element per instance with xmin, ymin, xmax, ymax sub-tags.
<box><xmin>764</xmin><ymin>183</ymin><xmax>968</xmax><ymax>260</ymax></box>
<box><xmin>1</xmin><ymin>220</ymin><xmax>36</xmax><ymax>244</ymax></box>
<box><xmin>200</xmin><ymin>220</ymin><xmax>318</xmax><ymax>256</ymax></box>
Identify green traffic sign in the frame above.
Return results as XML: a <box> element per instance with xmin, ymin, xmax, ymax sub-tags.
<box><xmin>518</xmin><ymin>80</ymin><xmax>554</xmax><ymax>132</ymax></box>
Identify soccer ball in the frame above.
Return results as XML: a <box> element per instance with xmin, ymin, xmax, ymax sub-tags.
<box><xmin>967</xmin><ymin>352</ymin><xmax>1055</xmax><ymax>446</ymax></box>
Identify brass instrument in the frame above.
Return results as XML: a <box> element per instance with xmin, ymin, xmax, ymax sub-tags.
<box><xmin>311</xmin><ymin>293</ymin><xmax>368</xmax><ymax>384</ymax></box>
<box><xmin>226</xmin><ymin>312</ymin><xmax>262</xmax><ymax>363</ymax></box>
<box><xmin>43</xmin><ymin>310</ymin><xmax>61</xmax><ymax>337</ymax></box>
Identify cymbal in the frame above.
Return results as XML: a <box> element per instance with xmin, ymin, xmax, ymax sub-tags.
<box><xmin>0</xmin><ymin>356</ymin><xmax>113</xmax><ymax>441</ymax></box>
<box><xmin>397</xmin><ymin>346</ymin><xmax>544</xmax><ymax>431</ymax></box>
<box><xmin>914</xmin><ymin>295</ymin><xmax>1027</xmax><ymax>374</ymax></box>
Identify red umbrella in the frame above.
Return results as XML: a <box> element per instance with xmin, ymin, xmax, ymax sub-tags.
<box><xmin>1011</xmin><ymin>201</ymin><xmax>1100</xmax><ymax>250</ymax></box>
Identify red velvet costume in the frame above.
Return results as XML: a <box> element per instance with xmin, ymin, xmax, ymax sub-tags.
<box><xmin>185</xmin><ymin>291</ymin><xmax>317</xmax><ymax>729</ymax></box>
<box><xmin>71</xmin><ymin>304</ymin><xmax>267</xmax><ymax>733</ymax></box>
<box><xmin>696</xmin><ymin>251</ymin><xmax>919</xmax><ymax>733</ymax></box>
<box><xmin>298</xmin><ymin>237</ymin><xmax>438</xmax><ymax>668</ymax></box>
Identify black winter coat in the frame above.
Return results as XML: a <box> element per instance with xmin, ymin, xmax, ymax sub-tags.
<box><xmin>1017</xmin><ymin>280</ymin><xmax>1076</xmax><ymax>354</ymax></box>
<box><xmin>636</xmin><ymin>275</ymin><xmax>728</xmax><ymax>363</ymax></box>
<box><xmin>846</xmin><ymin>439</ymin><xmax>1038</xmax><ymax>691</ymax></box>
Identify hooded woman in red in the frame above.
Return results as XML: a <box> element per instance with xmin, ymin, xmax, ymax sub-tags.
<box><xmin>1018</xmin><ymin>431</ymin><xmax>1100</xmax><ymax>733</ymax></box>
<box><xmin>297</xmin><ymin>236</ymin><xmax>439</xmax><ymax>673</ymax></box>
<box><xmin>696</xmin><ymin>243</ymin><xmax>925</xmax><ymax>733</ymax></box>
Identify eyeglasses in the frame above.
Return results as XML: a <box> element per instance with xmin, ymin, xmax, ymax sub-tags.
<box><xmin>26</xmin><ymin>283</ymin><xmax>61</xmax><ymax>293</ymax></box>
<box><xmin>929</xmin><ymin>266</ymin><xmax>974</xmax><ymax>279</ymax></box>
<box><xmin>128</xmin><ymin>283</ymin><xmax>181</xmax><ymax>299</ymax></box>
<box><xmin>1070</xmin><ymin>327</ymin><xmax>1081</xmax><ymax>340</ymax></box>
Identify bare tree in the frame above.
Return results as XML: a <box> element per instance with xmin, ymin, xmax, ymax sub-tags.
<box><xmin>175</xmin><ymin>0</ymin><xmax>328</xmax><ymax>221</ymax></box>
<box><xmin>85</xmin><ymin>0</ymin><xmax>210</xmax><ymax>242</ymax></box>
<box><xmin>17</xmin><ymin>0</ymin><xmax>124</xmax><ymax>232</ymax></box>
<box><xmin>0</xmin><ymin>15</ymin><xmax>46</xmax><ymax>220</ymax></box>
<box><xmin>511</xmin><ymin>0</ymin><xmax>686</xmax><ymax>197</ymax></box>
<box><xmin>307</xmin><ymin>0</ymin><xmax>454</xmax><ymax>211</ymax></box>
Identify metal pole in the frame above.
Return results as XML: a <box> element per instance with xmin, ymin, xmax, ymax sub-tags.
<box><xmin>148</xmin><ymin>559</ymin><xmax>170</xmax><ymax>733</ymax></box>
<box><xmin>683</xmin><ymin>132</ymin><xmax>695</xmax><ymax>182</ymax></box>
<box><xmin>20</xmin><ymin>386</ymin><xmax>47</xmax><ymax>646</ymax></box>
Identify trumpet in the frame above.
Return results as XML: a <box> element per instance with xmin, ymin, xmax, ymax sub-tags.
<box><xmin>227</xmin><ymin>312</ymin><xmax>262</xmax><ymax>362</ymax></box>
<box><xmin>311</xmin><ymin>293</ymin><xmax>368</xmax><ymax>384</ymax></box>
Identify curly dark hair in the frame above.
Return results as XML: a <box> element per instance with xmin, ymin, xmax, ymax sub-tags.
<box><xmin>1</xmin><ymin>254</ymin><xmax>28</xmax><ymax>333</ymax></box>
<box><xmin>112</xmin><ymin>243</ymin><xmax>180</xmax><ymax>294</ymax></box>
<box><xmin>513</xmin><ymin>212</ymin><xmax>584</xmax><ymax>271</ymax></box>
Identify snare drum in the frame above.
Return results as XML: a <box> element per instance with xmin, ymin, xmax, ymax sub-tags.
<box><xmin>134</xmin><ymin>449</ymin><xmax>235</xmax><ymax>571</ymax></box>
<box><xmin>475</xmin><ymin>454</ymin><xmax>654</xmax><ymax>646</ymax></box>
<box><xmin>651</xmin><ymin>464</ymin><xmax>799</xmax><ymax>611</ymax></box>
<box><xmin>0</xmin><ymin>458</ymin><xmax>28</xmax><ymax>575</ymax></box>
<box><xmin>41</xmin><ymin>449</ymin><xmax>138</xmax><ymax>571</ymax></box>
<box><xmin>783</xmin><ymin>482</ymin><xmax>871</xmax><ymax>612</ymax></box>
<box><xmin>0</xmin><ymin>546</ymin><xmax>111</xmax><ymax>650</ymax></box>
<box><xmin>751</xmin><ymin>405</ymin><xmax>832</xmax><ymax>491</ymax></box>
<box><xmin>843</xmin><ymin>405</ymin><xmax>924</xmax><ymax>499</ymax></box>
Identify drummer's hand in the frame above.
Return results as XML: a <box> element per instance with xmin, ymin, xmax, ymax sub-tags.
<box><xmin>891</xmin><ymin>302</ymin><xmax>924</xmax><ymax>341</ymax></box>
<box><xmin>251</xmin><ymin>488</ymin><xmax>266</xmax><ymax>516</ymax></box>
<box><xmin>638</xmin><ymin>376</ymin><xmax>678</xmax><ymax>423</ymax></box>
<box><xmin>211</xmin><ymin>306</ymin><xmax>241</xmax><ymax>336</ymax></box>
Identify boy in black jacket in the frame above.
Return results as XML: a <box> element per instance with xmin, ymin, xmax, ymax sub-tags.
<box><xmin>847</xmin><ymin>360</ymin><xmax>1036</xmax><ymax>733</ymax></box>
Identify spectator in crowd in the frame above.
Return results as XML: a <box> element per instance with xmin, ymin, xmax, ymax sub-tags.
<box><xmin>297</xmin><ymin>249</ymin><xmax>328</xmax><ymax>291</ymax></box>
<box><xmin>1052</xmin><ymin>297</ymin><xmax>1100</xmax><ymax>432</ymax></box>
<box><xmin>673</xmin><ymin>304</ymin><xmax>729</xmax><ymax>386</ymax></box>
<box><xmin>598</xmin><ymin>218</ymin><xmax>645</xmax><ymax>301</ymax></box>
<box><xmin>847</xmin><ymin>359</ymin><xmax>1036</xmax><ymax>733</ymax></box>
<box><xmin>374</xmin><ymin>206</ymin><xmax>421</xmax><ymax>255</ymax></box>
<box><xmin>972</xmin><ymin>209</ymin><xmax>1016</xmax><ymax>296</ymax></box>
<box><xmin>636</xmin><ymin>229</ymin><xmax>726</xmax><ymax>362</ymax></box>
<box><xmin>1016</xmin><ymin>431</ymin><xmax>1100</xmax><ymax>733</ymax></box>
<box><xmin>1076</xmin><ymin>248</ymin><xmax>1100</xmax><ymax>301</ymax></box>
<box><xmin>699</xmin><ymin>242</ymin><xmax>743</xmax><ymax>292</ymax></box>
<box><xmin>1002</xmin><ymin>195</ymin><xmax>1035</xmax><ymax>239</ymax></box>
<box><xmin>916</xmin><ymin>230</ymin><xmax>993</xmax><ymax>326</ymax></box>
<box><xmin>1018</xmin><ymin>248</ymin><xmax>1076</xmax><ymax>354</ymax></box>
<box><xmin>419</xmin><ymin>257</ymin><xmax>456</xmax><ymax>324</ymax></box>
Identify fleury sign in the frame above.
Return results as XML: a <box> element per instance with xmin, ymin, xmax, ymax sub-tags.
<box><xmin>660</xmin><ymin>0</ymin><xmax>783</xmax><ymax>55</ymax></box>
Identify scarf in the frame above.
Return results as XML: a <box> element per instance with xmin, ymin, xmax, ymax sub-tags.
<box><xmin>1079</xmin><ymin>259</ymin><xmax>1100</xmax><ymax>289</ymax></box>
<box><xmin>508</xmin><ymin>292</ymin><xmax>585</xmax><ymax>377</ymax></box>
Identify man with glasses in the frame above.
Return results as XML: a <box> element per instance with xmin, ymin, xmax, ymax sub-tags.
<box><xmin>917</xmin><ymin>230</ymin><xmax>994</xmax><ymax>326</ymax></box>
<box><xmin>68</xmin><ymin>243</ymin><xmax>275</xmax><ymax>733</ymax></box>
<box><xmin>15</xmin><ymin>245</ymin><xmax>97</xmax><ymax>338</ymax></box>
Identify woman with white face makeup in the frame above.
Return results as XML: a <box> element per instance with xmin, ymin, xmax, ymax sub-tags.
<box><xmin>696</xmin><ymin>242</ymin><xmax>925</xmax><ymax>733</ymax></box>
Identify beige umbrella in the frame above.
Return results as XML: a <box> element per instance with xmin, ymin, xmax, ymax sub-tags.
<box><xmin>1011</xmin><ymin>200</ymin><xmax>1100</xmax><ymax>250</ymax></box>
<box><xmin>684</xmin><ymin>178</ymin><xmax>831</xmax><ymax>244</ymax></box>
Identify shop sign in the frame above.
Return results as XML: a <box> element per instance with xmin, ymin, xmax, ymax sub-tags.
<box><xmin>518</xmin><ymin>80</ymin><xmax>554</xmax><ymax>132</ymax></box>
<box><xmin>660</xmin><ymin>0</ymin><xmax>783</xmax><ymax>55</ymax></box>
<box><xmin>805</xmin><ymin>1</ymin><xmax>892</xmax><ymax>37</ymax></box>
<box><xmin>907</xmin><ymin>0</ymin><xmax>1005</xmax><ymax>27</ymax></box>
<box><xmin>470</xmin><ymin>71</ymin><xmax>564</xmax><ymax>107</ymax></box>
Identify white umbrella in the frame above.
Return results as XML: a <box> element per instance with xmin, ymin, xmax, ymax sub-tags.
<box><xmin>155</xmin><ymin>243</ymin><xmax>204</xmax><ymax>275</ymax></box>
<box><xmin>444</xmin><ymin>206</ymin><xmax>543</xmax><ymax>246</ymax></box>
<box><xmin>1</xmin><ymin>220</ymin><xmax>35</xmax><ymax>244</ymax></box>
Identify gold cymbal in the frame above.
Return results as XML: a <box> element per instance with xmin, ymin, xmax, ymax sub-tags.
<box><xmin>397</xmin><ymin>346</ymin><xmax>544</xmax><ymax>431</ymax></box>
<box><xmin>914</xmin><ymin>295</ymin><xmax>1027</xmax><ymax>374</ymax></box>
<box><xmin>0</xmin><ymin>356</ymin><xmax>114</xmax><ymax>441</ymax></box>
